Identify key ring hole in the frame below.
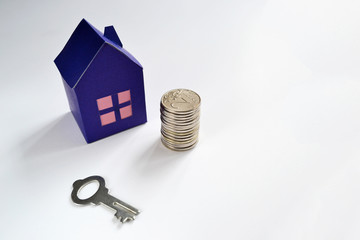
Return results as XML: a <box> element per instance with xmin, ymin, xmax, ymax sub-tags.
<box><xmin>77</xmin><ymin>180</ymin><xmax>100</xmax><ymax>200</ymax></box>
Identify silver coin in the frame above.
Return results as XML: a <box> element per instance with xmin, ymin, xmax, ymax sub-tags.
<box><xmin>161</xmin><ymin>130</ymin><xmax>199</xmax><ymax>143</ymax></box>
<box><xmin>160</xmin><ymin>116</ymin><xmax>200</xmax><ymax>127</ymax></box>
<box><xmin>160</xmin><ymin>104</ymin><xmax>200</xmax><ymax>115</ymax></box>
<box><xmin>160</xmin><ymin>113</ymin><xmax>200</xmax><ymax>122</ymax></box>
<box><xmin>161</xmin><ymin>139</ymin><xmax>196</xmax><ymax>152</ymax></box>
<box><xmin>161</xmin><ymin>126</ymin><xmax>200</xmax><ymax>137</ymax></box>
<box><xmin>161</xmin><ymin>122</ymin><xmax>200</xmax><ymax>133</ymax></box>
<box><xmin>161</xmin><ymin>118</ymin><xmax>200</xmax><ymax>130</ymax></box>
<box><xmin>161</xmin><ymin>130</ymin><xmax>198</xmax><ymax>142</ymax></box>
<box><xmin>161</xmin><ymin>137</ymin><xmax>198</xmax><ymax>147</ymax></box>
<box><xmin>160</xmin><ymin>110</ymin><xmax>201</xmax><ymax>121</ymax></box>
<box><xmin>161</xmin><ymin>131</ymin><xmax>200</xmax><ymax>142</ymax></box>
<box><xmin>161</xmin><ymin>89</ymin><xmax>201</xmax><ymax>113</ymax></box>
<box><xmin>161</xmin><ymin>138</ymin><xmax>199</xmax><ymax>151</ymax></box>
<box><xmin>161</xmin><ymin>137</ymin><xmax>198</xmax><ymax>148</ymax></box>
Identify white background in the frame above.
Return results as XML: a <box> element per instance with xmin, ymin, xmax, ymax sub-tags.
<box><xmin>1</xmin><ymin>0</ymin><xmax>360</xmax><ymax>239</ymax></box>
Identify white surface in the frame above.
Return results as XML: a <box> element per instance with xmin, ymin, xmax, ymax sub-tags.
<box><xmin>1</xmin><ymin>0</ymin><xmax>360</xmax><ymax>239</ymax></box>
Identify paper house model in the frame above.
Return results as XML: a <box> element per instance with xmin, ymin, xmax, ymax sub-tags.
<box><xmin>54</xmin><ymin>19</ymin><xmax>147</xmax><ymax>143</ymax></box>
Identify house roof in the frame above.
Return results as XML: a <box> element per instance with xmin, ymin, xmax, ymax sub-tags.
<box><xmin>54</xmin><ymin>19</ymin><xmax>142</xmax><ymax>89</ymax></box>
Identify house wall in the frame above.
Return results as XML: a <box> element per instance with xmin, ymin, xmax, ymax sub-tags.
<box><xmin>62</xmin><ymin>78</ymin><xmax>88</xmax><ymax>140</ymax></box>
<box><xmin>74</xmin><ymin>43</ymin><xmax>147</xmax><ymax>143</ymax></box>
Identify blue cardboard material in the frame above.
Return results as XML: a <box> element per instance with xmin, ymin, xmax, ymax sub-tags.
<box><xmin>54</xmin><ymin>19</ymin><xmax>147</xmax><ymax>143</ymax></box>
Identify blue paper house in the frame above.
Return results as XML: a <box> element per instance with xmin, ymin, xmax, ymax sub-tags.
<box><xmin>54</xmin><ymin>19</ymin><xmax>147</xmax><ymax>143</ymax></box>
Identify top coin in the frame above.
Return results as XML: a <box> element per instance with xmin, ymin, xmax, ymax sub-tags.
<box><xmin>161</xmin><ymin>89</ymin><xmax>201</xmax><ymax>112</ymax></box>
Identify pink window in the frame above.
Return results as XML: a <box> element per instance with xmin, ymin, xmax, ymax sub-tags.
<box><xmin>96</xmin><ymin>90</ymin><xmax>133</xmax><ymax>126</ymax></box>
<box><xmin>100</xmin><ymin>111</ymin><xmax>116</xmax><ymax>126</ymax></box>
<box><xmin>118</xmin><ymin>90</ymin><xmax>131</xmax><ymax>104</ymax></box>
<box><xmin>120</xmin><ymin>105</ymin><xmax>132</xmax><ymax>119</ymax></box>
<box><xmin>96</xmin><ymin>95</ymin><xmax>113</xmax><ymax>111</ymax></box>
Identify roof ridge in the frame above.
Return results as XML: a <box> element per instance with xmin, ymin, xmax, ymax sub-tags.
<box><xmin>82</xmin><ymin>19</ymin><xmax>142</xmax><ymax>68</ymax></box>
<box><xmin>72</xmin><ymin>42</ymin><xmax>105</xmax><ymax>89</ymax></box>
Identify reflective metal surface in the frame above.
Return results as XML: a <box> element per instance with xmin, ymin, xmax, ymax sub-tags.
<box><xmin>160</xmin><ymin>89</ymin><xmax>201</xmax><ymax>151</ymax></box>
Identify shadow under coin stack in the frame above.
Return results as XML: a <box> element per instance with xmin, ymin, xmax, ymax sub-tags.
<box><xmin>160</xmin><ymin>89</ymin><xmax>201</xmax><ymax>151</ymax></box>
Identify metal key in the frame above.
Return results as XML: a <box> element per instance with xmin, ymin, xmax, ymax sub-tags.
<box><xmin>71</xmin><ymin>176</ymin><xmax>140</xmax><ymax>223</ymax></box>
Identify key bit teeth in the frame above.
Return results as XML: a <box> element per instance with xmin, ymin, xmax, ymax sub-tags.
<box><xmin>116</xmin><ymin>216</ymin><xmax>134</xmax><ymax>223</ymax></box>
<box><xmin>122</xmin><ymin>216</ymin><xmax>134</xmax><ymax>223</ymax></box>
<box><xmin>115</xmin><ymin>212</ymin><xmax>124</xmax><ymax>219</ymax></box>
<box><xmin>115</xmin><ymin>212</ymin><xmax>135</xmax><ymax>223</ymax></box>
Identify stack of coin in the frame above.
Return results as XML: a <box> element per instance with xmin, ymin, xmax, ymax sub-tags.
<box><xmin>160</xmin><ymin>89</ymin><xmax>201</xmax><ymax>151</ymax></box>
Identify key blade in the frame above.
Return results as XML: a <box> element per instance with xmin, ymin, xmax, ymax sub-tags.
<box><xmin>113</xmin><ymin>201</ymin><xmax>140</xmax><ymax>215</ymax></box>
